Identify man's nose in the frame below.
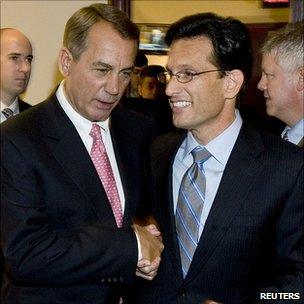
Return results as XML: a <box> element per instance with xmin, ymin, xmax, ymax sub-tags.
<box><xmin>19</xmin><ymin>59</ymin><xmax>31</xmax><ymax>74</ymax></box>
<box><xmin>257</xmin><ymin>75</ymin><xmax>266</xmax><ymax>91</ymax></box>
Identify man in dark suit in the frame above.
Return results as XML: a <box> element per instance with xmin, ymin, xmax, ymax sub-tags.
<box><xmin>131</xmin><ymin>13</ymin><xmax>303</xmax><ymax>304</ymax></box>
<box><xmin>257</xmin><ymin>22</ymin><xmax>303</xmax><ymax>148</ymax></box>
<box><xmin>0</xmin><ymin>27</ymin><xmax>32</xmax><ymax>291</ymax></box>
<box><xmin>1</xmin><ymin>4</ymin><xmax>163</xmax><ymax>304</ymax></box>
<box><xmin>0</xmin><ymin>28</ymin><xmax>32</xmax><ymax>122</ymax></box>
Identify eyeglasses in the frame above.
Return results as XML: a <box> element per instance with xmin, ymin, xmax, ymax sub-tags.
<box><xmin>157</xmin><ymin>69</ymin><xmax>225</xmax><ymax>84</ymax></box>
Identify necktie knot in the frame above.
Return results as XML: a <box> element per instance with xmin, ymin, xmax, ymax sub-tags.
<box><xmin>191</xmin><ymin>146</ymin><xmax>211</xmax><ymax>164</ymax></box>
<box><xmin>89</xmin><ymin>123</ymin><xmax>102</xmax><ymax>140</ymax></box>
<box><xmin>2</xmin><ymin>108</ymin><xmax>14</xmax><ymax>119</ymax></box>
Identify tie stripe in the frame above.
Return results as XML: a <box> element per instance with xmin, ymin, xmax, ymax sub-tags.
<box><xmin>176</xmin><ymin>146</ymin><xmax>211</xmax><ymax>277</ymax></box>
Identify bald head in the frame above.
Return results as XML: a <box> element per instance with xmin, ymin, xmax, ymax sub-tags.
<box><xmin>0</xmin><ymin>28</ymin><xmax>33</xmax><ymax>105</ymax></box>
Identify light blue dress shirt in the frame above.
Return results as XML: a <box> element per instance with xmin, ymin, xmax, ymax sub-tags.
<box><xmin>281</xmin><ymin>118</ymin><xmax>304</xmax><ymax>145</ymax></box>
<box><xmin>173</xmin><ymin>110</ymin><xmax>243</xmax><ymax>238</ymax></box>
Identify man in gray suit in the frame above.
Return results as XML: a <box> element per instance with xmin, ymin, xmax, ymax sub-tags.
<box><xmin>0</xmin><ymin>28</ymin><xmax>32</xmax><ymax>122</ymax></box>
<box><xmin>258</xmin><ymin>22</ymin><xmax>303</xmax><ymax>147</ymax></box>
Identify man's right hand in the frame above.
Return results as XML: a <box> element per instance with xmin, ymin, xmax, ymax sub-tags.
<box><xmin>132</xmin><ymin>223</ymin><xmax>164</xmax><ymax>280</ymax></box>
<box><xmin>132</xmin><ymin>223</ymin><xmax>164</xmax><ymax>262</ymax></box>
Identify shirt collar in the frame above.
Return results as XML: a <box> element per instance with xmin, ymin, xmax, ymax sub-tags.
<box><xmin>56</xmin><ymin>80</ymin><xmax>110</xmax><ymax>134</ymax></box>
<box><xmin>281</xmin><ymin>118</ymin><xmax>304</xmax><ymax>144</ymax></box>
<box><xmin>183</xmin><ymin>110</ymin><xmax>243</xmax><ymax>166</ymax></box>
<box><xmin>1</xmin><ymin>97</ymin><xmax>19</xmax><ymax>113</ymax></box>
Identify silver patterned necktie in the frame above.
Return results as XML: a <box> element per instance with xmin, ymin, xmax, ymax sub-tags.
<box><xmin>2</xmin><ymin>108</ymin><xmax>14</xmax><ymax>120</ymax></box>
<box><xmin>175</xmin><ymin>146</ymin><xmax>211</xmax><ymax>278</ymax></box>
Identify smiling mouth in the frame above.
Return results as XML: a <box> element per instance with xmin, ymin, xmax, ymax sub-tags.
<box><xmin>170</xmin><ymin>100</ymin><xmax>192</xmax><ymax>108</ymax></box>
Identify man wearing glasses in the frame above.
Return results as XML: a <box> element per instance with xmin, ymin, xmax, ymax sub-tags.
<box><xmin>130</xmin><ymin>13</ymin><xmax>303</xmax><ymax>304</ymax></box>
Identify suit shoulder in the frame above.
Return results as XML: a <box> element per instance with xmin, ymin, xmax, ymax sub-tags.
<box><xmin>1</xmin><ymin>100</ymin><xmax>49</xmax><ymax>137</ymax></box>
<box><xmin>245</xmin><ymin>126</ymin><xmax>304</xmax><ymax>170</ymax></box>
<box><xmin>18</xmin><ymin>99</ymin><xmax>32</xmax><ymax>111</ymax></box>
<box><xmin>113</xmin><ymin>105</ymin><xmax>156</xmax><ymax>135</ymax></box>
<box><xmin>151</xmin><ymin>131</ymin><xmax>185</xmax><ymax>157</ymax></box>
<box><xmin>261</xmin><ymin>129</ymin><xmax>302</xmax><ymax>156</ymax></box>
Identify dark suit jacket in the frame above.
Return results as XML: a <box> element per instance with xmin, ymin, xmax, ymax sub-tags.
<box><xmin>1</xmin><ymin>93</ymin><xmax>154</xmax><ymax>303</ymax></box>
<box><xmin>0</xmin><ymin>97</ymin><xmax>31</xmax><ymax>290</ymax></box>
<box><xmin>130</xmin><ymin>123</ymin><xmax>303</xmax><ymax>304</ymax></box>
<box><xmin>18</xmin><ymin>97</ymin><xmax>32</xmax><ymax>112</ymax></box>
<box><xmin>121</xmin><ymin>96</ymin><xmax>174</xmax><ymax>136</ymax></box>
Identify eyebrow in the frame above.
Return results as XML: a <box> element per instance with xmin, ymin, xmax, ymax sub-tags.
<box><xmin>92</xmin><ymin>61</ymin><xmax>133</xmax><ymax>71</ymax></box>
<box><xmin>166</xmin><ymin>64</ymin><xmax>195</xmax><ymax>71</ymax></box>
<box><xmin>92</xmin><ymin>61</ymin><xmax>112</xmax><ymax>69</ymax></box>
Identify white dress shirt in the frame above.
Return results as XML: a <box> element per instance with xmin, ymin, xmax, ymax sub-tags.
<box><xmin>173</xmin><ymin>110</ymin><xmax>242</xmax><ymax>238</ymax></box>
<box><xmin>281</xmin><ymin>118</ymin><xmax>304</xmax><ymax>145</ymax></box>
<box><xmin>56</xmin><ymin>81</ymin><xmax>126</xmax><ymax>213</ymax></box>
<box><xmin>1</xmin><ymin>97</ymin><xmax>20</xmax><ymax>123</ymax></box>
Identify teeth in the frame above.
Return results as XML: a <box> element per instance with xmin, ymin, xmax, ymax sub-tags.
<box><xmin>171</xmin><ymin>101</ymin><xmax>191</xmax><ymax>108</ymax></box>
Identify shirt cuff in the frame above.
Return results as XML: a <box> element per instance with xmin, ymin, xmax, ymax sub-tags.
<box><xmin>134</xmin><ymin>231</ymin><xmax>142</xmax><ymax>261</ymax></box>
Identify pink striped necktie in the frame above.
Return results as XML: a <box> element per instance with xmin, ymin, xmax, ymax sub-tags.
<box><xmin>89</xmin><ymin>123</ymin><xmax>123</xmax><ymax>228</ymax></box>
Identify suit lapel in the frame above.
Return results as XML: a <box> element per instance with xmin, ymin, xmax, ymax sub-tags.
<box><xmin>37</xmin><ymin>95</ymin><xmax>115</xmax><ymax>223</ymax></box>
<box><xmin>157</xmin><ymin>133</ymin><xmax>186</xmax><ymax>281</ymax></box>
<box><xmin>109</xmin><ymin>110</ymin><xmax>134</xmax><ymax>225</ymax></box>
<box><xmin>184</xmin><ymin>124</ymin><xmax>265</xmax><ymax>283</ymax></box>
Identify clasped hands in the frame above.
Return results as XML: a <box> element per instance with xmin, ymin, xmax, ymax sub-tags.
<box><xmin>132</xmin><ymin>218</ymin><xmax>164</xmax><ymax>281</ymax></box>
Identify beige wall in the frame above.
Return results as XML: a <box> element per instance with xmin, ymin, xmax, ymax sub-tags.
<box><xmin>1</xmin><ymin>1</ymin><xmax>107</xmax><ymax>105</ymax></box>
<box><xmin>131</xmin><ymin>0</ymin><xmax>290</xmax><ymax>24</ymax></box>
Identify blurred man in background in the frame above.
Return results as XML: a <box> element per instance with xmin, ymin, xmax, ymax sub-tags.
<box><xmin>130</xmin><ymin>50</ymin><xmax>148</xmax><ymax>97</ymax></box>
<box><xmin>258</xmin><ymin>21</ymin><xmax>303</xmax><ymax>147</ymax></box>
<box><xmin>0</xmin><ymin>28</ymin><xmax>32</xmax><ymax>122</ymax></box>
<box><xmin>122</xmin><ymin>65</ymin><xmax>174</xmax><ymax>135</ymax></box>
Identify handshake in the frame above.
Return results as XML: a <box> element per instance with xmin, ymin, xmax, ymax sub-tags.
<box><xmin>132</xmin><ymin>216</ymin><xmax>164</xmax><ymax>281</ymax></box>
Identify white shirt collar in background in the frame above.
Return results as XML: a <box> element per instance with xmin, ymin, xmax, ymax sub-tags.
<box><xmin>1</xmin><ymin>97</ymin><xmax>19</xmax><ymax>123</ymax></box>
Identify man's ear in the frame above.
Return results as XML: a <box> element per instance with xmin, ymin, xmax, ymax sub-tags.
<box><xmin>58</xmin><ymin>47</ymin><xmax>73</xmax><ymax>77</ymax></box>
<box><xmin>224</xmin><ymin>69</ymin><xmax>244</xmax><ymax>100</ymax></box>
<box><xmin>296</xmin><ymin>66</ymin><xmax>304</xmax><ymax>91</ymax></box>
<box><xmin>137</xmin><ymin>84</ymin><xmax>143</xmax><ymax>96</ymax></box>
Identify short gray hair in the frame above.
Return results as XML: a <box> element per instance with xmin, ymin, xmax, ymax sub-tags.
<box><xmin>63</xmin><ymin>3</ymin><xmax>139</xmax><ymax>60</ymax></box>
<box><xmin>261</xmin><ymin>22</ymin><xmax>303</xmax><ymax>73</ymax></box>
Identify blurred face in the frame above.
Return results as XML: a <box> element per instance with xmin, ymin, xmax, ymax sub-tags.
<box><xmin>60</xmin><ymin>21</ymin><xmax>137</xmax><ymax>122</ymax></box>
<box><xmin>138</xmin><ymin>76</ymin><xmax>165</xmax><ymax>99</ymax></box>
<box><xmin>257</xmin><ymin>52</ymin><xmax>300</xmax><ymax>125</ymax></box>
<box><xmin>166</xmin><ymin>37</ymin><xmax>234</xmax><ymax>142</ymax></box>
<box><xmin>130</xmin><ymin>66</ymin><xmax>145</xmax><ymax>95</ymax></box>
<box><xmin>0</xmin><ymin>29</ymin><xmax>33</xmax><ymax>105</ymax></box>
